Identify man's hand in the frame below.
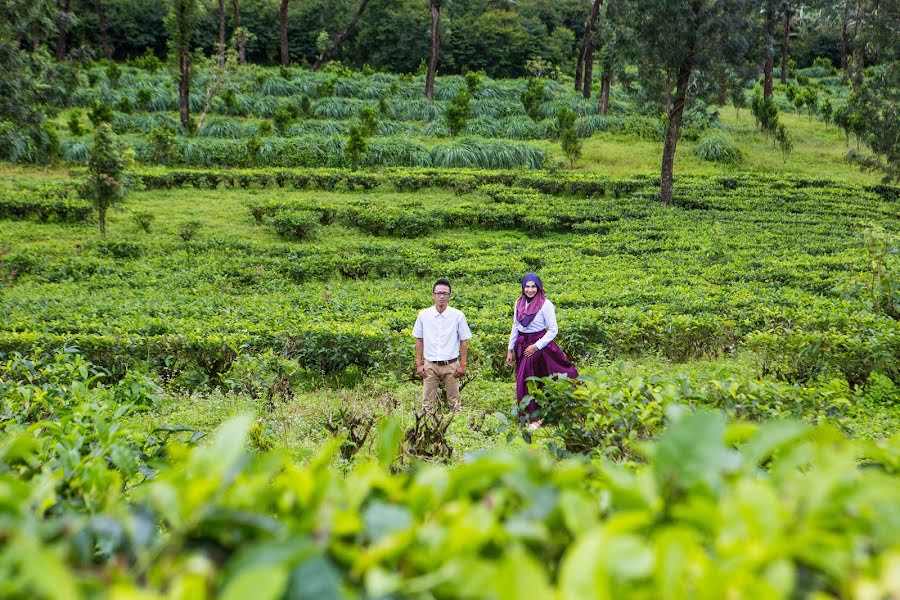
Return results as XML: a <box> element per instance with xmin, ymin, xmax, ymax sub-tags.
<box><xmin>416</xmin><ymin>364</ymin><xmax>426</xmax><ymax>379</ymax></box>
<box><xmin>523</xmin><ymin>344</ymin><xmax>539</xmax><ymax>357</ymax></box>
<box><xmin>506</xmin><ymin>350</ymin><xmax>516</xmax><ymax>368</ymax></box>
<box><xmin>453</xmin><ymin>363</ymin><xmax>466</xmax><ymax>378</ymax></box>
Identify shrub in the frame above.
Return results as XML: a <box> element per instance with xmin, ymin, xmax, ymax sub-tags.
<box><xmin>445</xmin><ymin>88</ymin><xmax>471</xmax><ymax>136</ymax></box>
<box><xmin>521</xmin><ymin>78</ymin><xmax>545</xmax><ymax>121</ymax></box>
<box><xmin>359</xmin><ymin>105</ymin><xmax>379</xmax><ymax>137</ymax></box>
<box><xmin>345</xmin><ymin>123</ymin><xmax>369</xmax><ymax>168</ymax></box>
<box><xmin>557</xmin><ymin>107</ymin><xmax>581</xmax><ymax>167</ymax></box>
<box><xmin>692</xmin><ymin>133</ymin><xmax>744</xmax><ymax>164</ymax></box>
<box><xmin>67</xmin><ymin>109</ymin><xmax>88</xmax><ymax>136</ymax></box>
<box><xmin>864</xmin><ymin>371</ymin><xmax>897</xmax><ymax>405</ymax></box>
<box><xmin>131</xmin><ymin>210</ymin><xmax>155</xmax><ymax>233</ymax></box>
<box><xmin>269</xmin><ymin>209</ymin><xmax>320</xmax><ymax>240</ymax></box>
<box><xmin>464</xmin><ymin>70</ymin><xmax>483</xmax><ymax>95</ymax></box>
<box><xmin>88</xmin><ymin>102</ymin><xmax>114</xmax><ymax>127</ymax></box>
<box><xmin>148</xmin><ymin>125</ymin><xmax>178</xmax><ymax>164</ymax></box>
<box><xmin>178</xmin><ymin>220</ymin><xmax>202</xmax><ymax>242</ymax></box>
<box><xmin>82</xmin><ymin>124</ymin><xmax>131</xmax><ymax>235</ymax></box>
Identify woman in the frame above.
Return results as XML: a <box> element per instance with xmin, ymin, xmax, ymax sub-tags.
<box><xmin>506</xmin><ymin>273</ymin><xmax>578</xmax><ymax>424</ymax></box>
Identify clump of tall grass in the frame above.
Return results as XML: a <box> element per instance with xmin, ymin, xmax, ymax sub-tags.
<box><xmin>61</xmin><ymin>137</ymin><xmax>92</xmax><ymax>163</ymax></box>
<box><xmin>471</xmin><ymin>99</ymin><xmax>524</xmax><ymax>120</ymax></box>
<box><xmin>502</xmin><ymin>116</ymin><xmax>540</xmax><ymax>140</ymax></box>
<box><xmin>314</xmin><ymin>98</ymin><xmax>378</xmax><ymax>120</ymax></box>
<box><xmin>430</xmin><ymin>138</ymin><xmax>545</xmax><ymax>169</ymax></box>
<box><xmin>198</xmin><ymin>118</ymin><xmax>253</xmax><ymax>139</ymax></box>
<box><xmin>364</xmin><ymin>138</ymin><xmax>432</xmax><ymax>167</ymax></box>
<box><xmin>376</xmin><ymin>120</ymin><xmax>419</xmax><ymax>136</ymax></box>
<box><xmin>388</xmin><ymin>99</ymin><xmax>446</xmax><ymax>122</ymax></box>
<box><xmin>422</xmin><ymin>121</ymin><xmax>450</xmax><ymax>137</ymax></box>
<box><xmin>463</xmin><ymin>117</ymin><xmax>503</xmax><ymax>138</ymax></box>
<box><xmin>692</xmin><ymin>133</ymin><xmax>744</xmax><ymax>164</ymax></box>
<box><xmin>287</xmin><ymin>120</ymin><xmax>349</xmax><ymax>137</ymax></box>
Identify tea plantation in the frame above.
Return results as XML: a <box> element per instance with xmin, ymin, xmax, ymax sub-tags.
<box><xmin>1</xmin><ymin>64</ymin><xmax>899</xmax><ymax>599</ymax></box>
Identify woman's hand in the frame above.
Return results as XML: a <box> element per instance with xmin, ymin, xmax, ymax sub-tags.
<box><xmin>506</xmin><ymin>350</ymin><xmax>515</xmax><ymax>368</ymax></box>
<box><xmin>523</xmin><ymin>344</ymin><xmax>538</xmax><ymax>357</ymax></box>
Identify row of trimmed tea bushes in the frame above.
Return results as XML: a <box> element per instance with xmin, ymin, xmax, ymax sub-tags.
<box><xmin>251</xmin><ymin>190</ymin><xmax>632</xmax><ymax>238</ymax></box>
<box><xmin>2</xmin><ymin>303</ymin><xmax>895</xmax><ymax>386</ymax></box>
<box><xmin>126</xmin><ymin>166</ymin><xmax>900</xmax><ymax>204</ymax></box>
<box><xmin>62</xmin><ymin>136</ymin><xmax>547</xmax><ymax>169</ymax></box>
<box><xmin>0</xmin><ymin>192</ymin><xmax>92</xmax><ymax>223</ymax></box>
<box><xmin>5</xmin><ymin>368</ymin><xmax>899</xmax><ymax>600</ymax></box>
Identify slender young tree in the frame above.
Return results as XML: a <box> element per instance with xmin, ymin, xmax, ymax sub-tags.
<box><xmin>93</xmin><ymin>0</ymin><xmax>110</xmax><ymax>59</ymax></box>
<box><xmin>425</xmin><ymin>0</ymin><xmax>441</xmax><ymax>100</ymax></box>
<box><xmin>165</xmin><ymin>0</ymin><xmax>205</xmax><ymax>129</ymax></box>
<box><xmin>231</xmin><ymin>0</ymin><xmax>246</xmax><ymax>64</ymax></box>
<box><xmin>85</xmin><ymin>124</ymin><xmax>131</xmax><ymax>236</ymax></box>
<box><xmin>763</xmin><ymin>0</ymin><xmax>777</xmax><ymax>99</ymax></box>
<box><xmin>55</xmin><ymin>0</ymin><xmax>72</xmax><ymax>59</ymax></box>
<box><xmin>311</xmin><ymin>0</ymin><xmax>371</xmax><ymax>71</ymax></box>
<box><xmin>780</xmin><ymin>0</ymin><xmax>791</xmax><ymax>83</ymax></box>
<box><xmin>279</xmin><ymin>0</ymin><xmax>289</xmax><ymax>66</ymax></box>
<box><xmin>575</xmin><ymin>0</ymin><xmax>603</xmax><ymax>94</ymax></box>
<box><xmin>217</xmin><ymin>0</ymin><xmax>226</xmax><ymax>67</ymax></box>
<box><xmin>630</xmin><ymin>0</ymin><xmax>757</xmax><ymax>204</ymax></box>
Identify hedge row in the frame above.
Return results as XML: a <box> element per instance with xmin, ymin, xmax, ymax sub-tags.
<box><xmin>129</xmin><ymin>166</ymin><xmax>900</xmax><ymax>201</ymax></box>
<box><xmin>0</xmin><ymin>194</ymin><xmax>92</xmax><ymax>223</ymax></box>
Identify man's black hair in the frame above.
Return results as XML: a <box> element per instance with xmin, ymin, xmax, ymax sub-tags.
<box><xmin>433</xmin><ymin>278</ymin><xmax>451</xmax><ymax>293</ymax></box>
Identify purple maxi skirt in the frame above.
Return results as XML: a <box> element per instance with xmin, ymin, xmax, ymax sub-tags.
<box><xmin>514</xmin><ymin>329</ymin><xmax>578</xmax><ymax>413</ymax></box>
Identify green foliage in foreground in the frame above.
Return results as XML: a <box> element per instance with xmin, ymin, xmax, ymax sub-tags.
<box><xmin>1</xmin><ymin>352</ymin><xmax>898</xmax><ymax>599</ymax></box>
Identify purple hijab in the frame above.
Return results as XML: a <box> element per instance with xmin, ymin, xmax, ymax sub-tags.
<box><xmin>515</xmin><ymin>273</ymin><xmax>546</xmax><ymax>327</ymax></box>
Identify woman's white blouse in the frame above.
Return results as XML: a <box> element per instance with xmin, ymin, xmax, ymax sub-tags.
<box><xmin>508</xmin><ymin>299</ymin><xmax>558</xmax><ymax>351</ymax></box>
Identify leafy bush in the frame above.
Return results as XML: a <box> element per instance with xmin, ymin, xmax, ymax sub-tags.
<box><xmin>67</xmin><ymin>109</ymin><xmax>88</xmax><ymax>136</ymax></box>
<box><xmin>521</xmin><ymin>78</ymin><xmax>545</xmax><ymax>121</ymax></box>
<box><xmin>131</xmin><ymin>210</ymin><xmax>154</xmax><ymax>233</ymax></box>
<box><xmin>445</xmin><ymin>88</ymin><xmax>471</xmax><ymax>136</ymax></box>
<box><xmin>178</xmin><ymin>220</ymin><xmax>202</xmax><ymax>241</ymax></box>
<box><xmin>269</xmin><ymin>209</ymin><xmax>320</xmax><ymax>240</ymax></box>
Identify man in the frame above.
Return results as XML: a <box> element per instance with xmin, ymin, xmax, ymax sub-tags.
<box><xmin>413</xmin><ymin>279</ymin><xmax>471</xmax><ymax>413</ymax></box>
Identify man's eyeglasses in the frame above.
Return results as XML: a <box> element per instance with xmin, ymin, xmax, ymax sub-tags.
<box><xmin>433</xmin><ymin>291</ymin><xmax>451</xmax><ymax>296</ymax></box>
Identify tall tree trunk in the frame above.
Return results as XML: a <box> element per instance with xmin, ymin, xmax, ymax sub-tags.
<box><xmin>574</xmin><ymin>45</ymin><xmax>585</xmax><ymax>92</ymax></box>
<box><xmin>763</xmin><ymin>0</ymin><xmax>776</xmax><ymax>99</ymax></box>
<box><xmin>840</xmin><ymin>0</ymin><xmax>850</xmax><ymax>70</ymax></box>
<box><xmin>579</xmin><ymin>0</ymin><xmax>603</xmax><ymax>98</ymax></box>
<box><xmin>179</xmin><ymin>52</ymin><xmax>191</xmax><ymax>129</ymax></box>
<box><xmin>660</xmin><ymin>52</ymin><xmax>694</xmax><ymax>205</ymax></box>
<box><xmin>231</xmin><ymin>0</ymin><xmax>246</xmax><ymax>64</ymax></box>
<box><xmin>94</xmin><ymin>0</ymin><xmax>111</xmax><ymax>59</ymax></box>
<box><xmin>217</xmin><ymin>0</ymin><xmax>226</xmax><ymax>67</ymax></box>
<box><xmin>56</xmin><ymin>0</ymin><xmax>72</xmax><ymax>60</ymax></box>
<box><xmin>99</xmin><ymin>207</ymin><xmax>106</xmax><ymax>236</ymax></box>
<box><xmin>849</xmin><ymin>0</ymin><xmax>862</xmax><ymax>89</ymax></box>
<box><xmin>780</xmin><ymin>2</ymin><xmax>790</xmax><ymax>83</ymax></box>
<box><xmin>279</xmin><ymin>0</ymin><xmax>289</xmax><ymax>66</ymax></box>
<box><xmin>311</xmin><ymin>0</ymin><xmax>371</xmax><ymax>71</ymax></box>
<box><xmin>425</xmin><ymin>0</ymin><xmax>441</xmax><ymax>100</ymax></box>
<box><xmin>597</xmin><ymin>74</ymin><xmax>610</xmax><ymax>115</ymax></box>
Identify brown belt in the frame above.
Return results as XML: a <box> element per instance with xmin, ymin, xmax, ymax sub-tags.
<box><xmin>429</xmin><ymin>358</ymin><xmax>459</xmax><ymax>366</ymax></box>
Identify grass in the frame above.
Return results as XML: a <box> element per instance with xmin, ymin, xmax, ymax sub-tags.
<box><xmin>535</xmin><ymin>109</ymin><xmax>881</xmax><ymax>183</ymax></box>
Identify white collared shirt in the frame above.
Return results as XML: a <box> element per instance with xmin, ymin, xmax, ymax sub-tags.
<box><xmin>412</xmin><ymin>305</ymin><xmax>472</xmax><ymax>361</ymax></box>
<box><xmin>508</xmin><ymin>299</ymin><xmax>558</xmax><ymax>351</ymax></box>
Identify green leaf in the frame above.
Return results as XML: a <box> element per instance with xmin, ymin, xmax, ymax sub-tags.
<box><xmin>375</xmin><ymin>416</ymin><xmax>402</xmax><ymax>469</ymax></box>
<box><xmin>219</xmin><ymin>564</ymin><xmax>289</xmax><ymax>600</ymax></box>
<box><xmin>287</xmin><ymin>556</ymin><xmax>342</xmax><ymax>600</ymax></box>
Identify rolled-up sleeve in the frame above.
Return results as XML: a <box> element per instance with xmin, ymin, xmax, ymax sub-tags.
<box><xmin>535</xmin><ymin>303</ymin><xmax>558</xmax><ymax>350</ymax></box>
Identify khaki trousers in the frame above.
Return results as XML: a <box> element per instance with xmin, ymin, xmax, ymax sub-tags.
<box><xmin>422</xmin><ymin>360</ymin><xmax>461</xmax><ymax>412</ymax></box>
